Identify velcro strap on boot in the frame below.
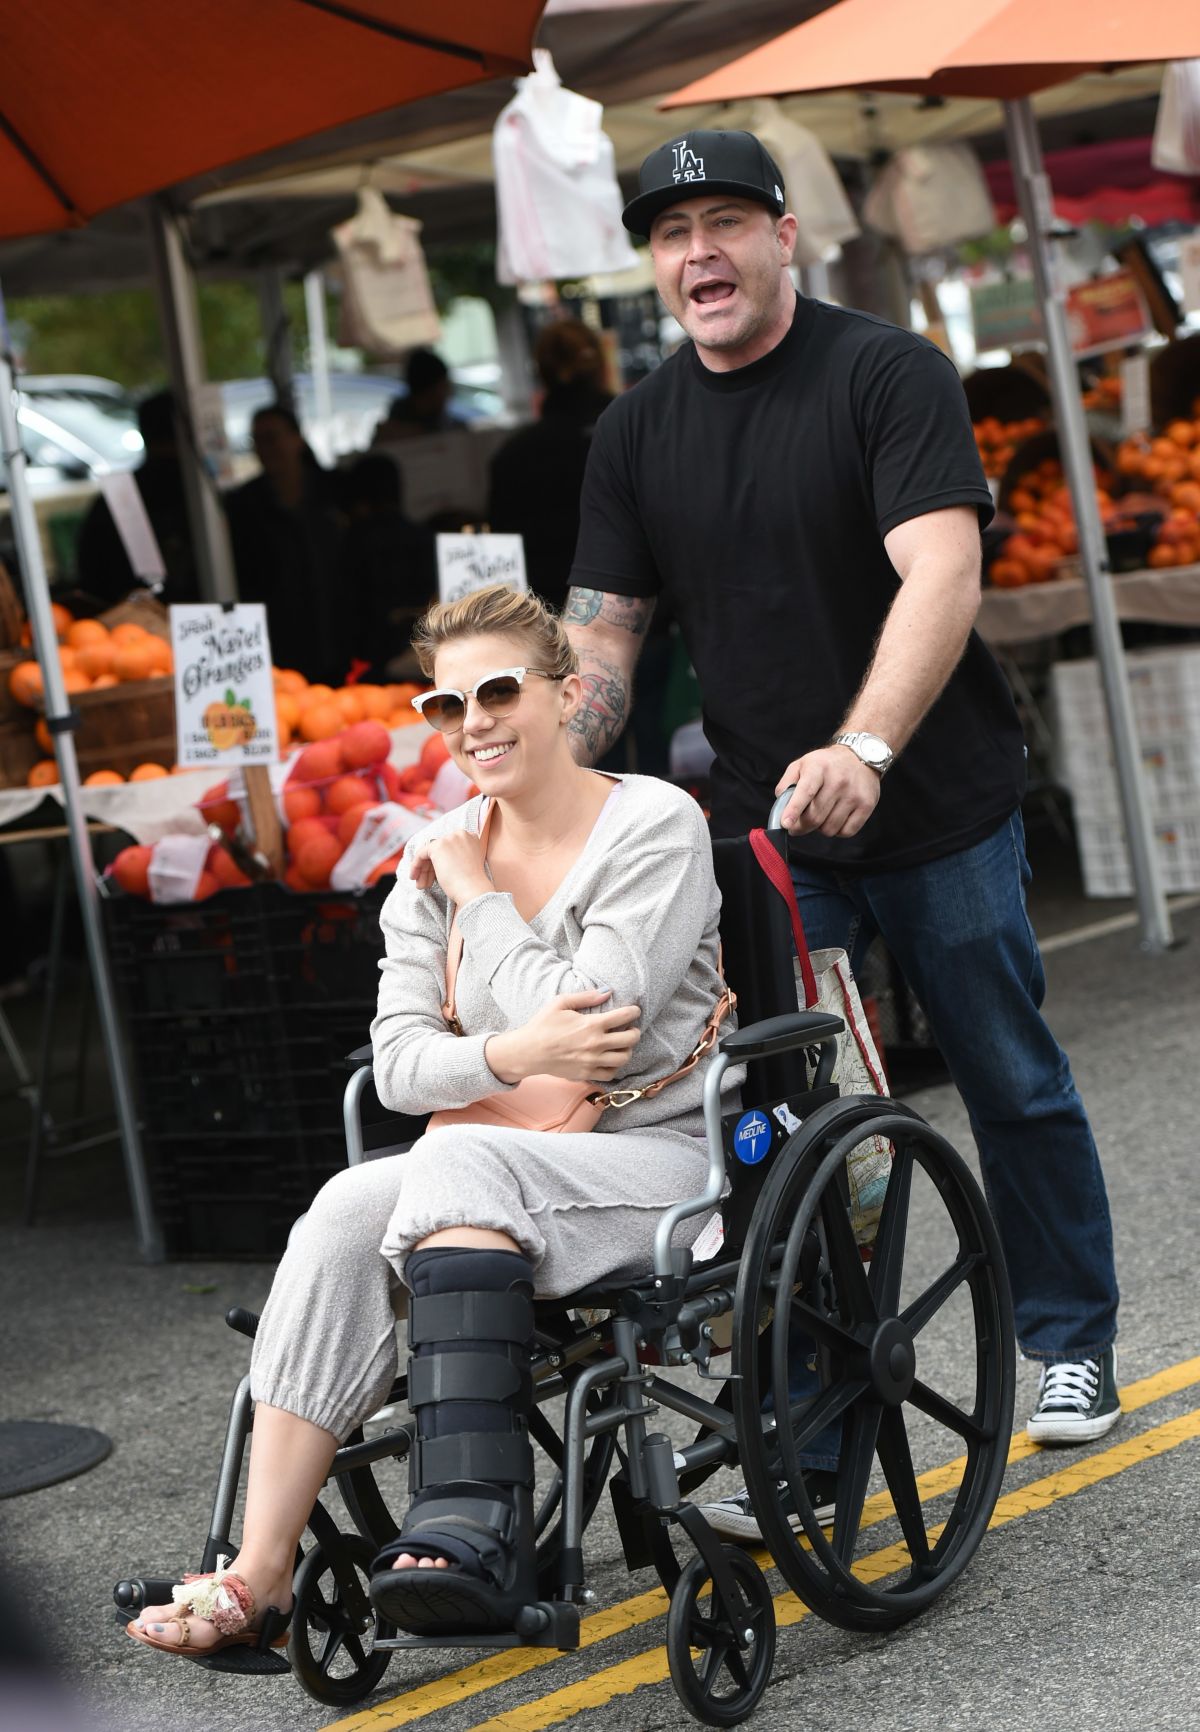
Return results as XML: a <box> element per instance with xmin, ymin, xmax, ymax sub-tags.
<box><xmin>405</xmin><ymin>1494</ymin><xmax>516</xmax><ymax>1547</ymax></box>
<box><xmin>408</xmin><ymin>1353</ymin><xmax>526</xmax><ymax>1409</ymax></box>
<box><xmin>412</xmin><ymin>1431</ymin><xmax>534</xmax><ymax>1491</ymax></box>
<box><xmin>408</xmin><ymin>1290</ymin><xmax>533</xmax><ymax>1348</ymax></box>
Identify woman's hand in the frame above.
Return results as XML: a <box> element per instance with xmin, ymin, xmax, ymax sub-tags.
<box><xmin>408</xmin><ymin>830</ymin><xmax>493</xmax><ymax>907</ymax></box>
<box><xmin>487</xmin><ymin>990</ymin><xmax>641</xmax><ymax>1085</ymax></box>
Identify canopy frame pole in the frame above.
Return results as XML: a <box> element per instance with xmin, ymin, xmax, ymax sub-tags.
<box><xmin>0</xmin><ymin>284</ymin><xmax>163</xmax><ymax>1260</ymax></box>
<box><xmin>144</xmin><ymin>196</ymin><xmax>238</xmax><ymax>604</ymax></box>
<box><xmin>258</xmin><ymin>265</ymin><xmax>297</xmax><ymax>412</ymax></box>
<box><xmin>1003</xmin><ymin>96</ymin><xmax>1173</xmax><ymax>954</ymax></box>
<box><xmin>303</xmin><ymin>269</ymin><xmax>334</xmax><ymax>467</ymax></box>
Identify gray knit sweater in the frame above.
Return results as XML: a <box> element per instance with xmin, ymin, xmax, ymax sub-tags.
<box><xmin>371</xmin><ymin>774</ymin><xmax>743</xmax><ymax>1137</ymax></box>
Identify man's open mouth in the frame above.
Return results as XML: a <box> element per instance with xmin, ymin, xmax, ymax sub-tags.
<box><xmin>690</xmin><ymin>281</ymin><xmax>736</xmax><ymax>305</ymax></box>
<box><xmin>469</xmin><ymin>742</ymin><xmax>515</xmax><ymax>764</ymax></box>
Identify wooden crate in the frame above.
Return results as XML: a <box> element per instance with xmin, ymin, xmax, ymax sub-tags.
<box><xmin>72</xmin><ymin>677</ymin><xmax>177</xmax><ymax>777</ymax></box>
<box><xmin>0</xmin><ymin>646</ymin><xmax>33</xmax><ymax>728</ymax></box>
<box><xmin>0</xmin><ymin>717</ymin><xmax>41</xmax><ymax>788</ymax></box>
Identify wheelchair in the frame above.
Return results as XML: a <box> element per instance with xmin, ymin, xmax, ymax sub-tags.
<box><xmin>115</xmin><ymin>796</ymin><xmax>1016</xmax><ymax>1726</ymax></box>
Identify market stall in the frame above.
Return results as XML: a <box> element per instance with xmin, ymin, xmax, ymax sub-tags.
<box><xmin>664</xmin><ymin>1</ymin><xmax>1200</xmax><ymax>953</ymax></box>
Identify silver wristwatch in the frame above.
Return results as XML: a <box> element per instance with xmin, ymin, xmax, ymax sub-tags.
<box><xmin>833</xmin><ymin>731</ymin><xmax>894</xmax><ymax>777</ymax></box>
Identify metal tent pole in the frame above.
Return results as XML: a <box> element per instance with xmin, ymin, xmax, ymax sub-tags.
<box><xmin>258</xmin><ymin>265</ymin><xmax>296</xmax><ymax>412</ymax></box>
<box><xmin>0</xmin><ymin>285</ymin><xmax>163</xmax><ymax>1260</ymax></box>
<box><xmin>1003</xmin><ymin>97</ymin><xmax>1173</xmax><ymax>954</ymax></box>
<box><xmin>303</xmin><ymin>270</ymin><xmax>334</xmax><ymax>467</ymax></box>
<box><xmin>144</xmin><ymin>196</ymin><xmax>238</xmax><ymax>605</ymax></box>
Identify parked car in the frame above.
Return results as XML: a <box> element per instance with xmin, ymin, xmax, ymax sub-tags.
<box><xmin>1</xmin><ymin>375</ymin><xmax>143</xmax><ymax>495</ymax></box>
<box><xmin>219</xmin><ymin>370</ymin><xmax>511</xmax><ymax>465</ymax></box>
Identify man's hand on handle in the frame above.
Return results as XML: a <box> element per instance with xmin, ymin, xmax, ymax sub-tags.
<box><xmin>775</xmin><ymin>746</ymin><xmax>881</xmax><ymax>839</ymax></box>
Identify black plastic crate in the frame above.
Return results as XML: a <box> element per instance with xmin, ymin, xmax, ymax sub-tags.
<box><xmin>104</xmin><ymin>883</ymin><xmax>391</xmax><ymax>1255</ymax></box>
<box><xmin>145</xmin><ymin>1130</ymin><xmax>348</xmax><ymax>1258</ymax></box>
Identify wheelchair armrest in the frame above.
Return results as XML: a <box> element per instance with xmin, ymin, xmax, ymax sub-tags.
<box><xmin>719</xmin><ymin>1010</ymin><xmax>844</xmax><ymax>1061</ymax></box>
<box><xmin>343</xmin><ymin>1042</ymin><xmax>374</xmax><ymax>1071</ymax></box>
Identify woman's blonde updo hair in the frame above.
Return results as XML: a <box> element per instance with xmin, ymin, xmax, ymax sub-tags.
<box><xmin>411</xmin><ymin>585</ymin><xmax>578</xmax><ymax>682</ymax></box>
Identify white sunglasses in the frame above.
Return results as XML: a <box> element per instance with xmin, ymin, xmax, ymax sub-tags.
<box><xmin>411</xmin><ymin>666</ymin><xmax>564</xmax><ymax>733</ymax></box>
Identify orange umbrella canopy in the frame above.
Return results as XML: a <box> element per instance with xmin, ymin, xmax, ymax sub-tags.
<box><xmin>0</xmin><ymin>0</ymin><xmax>542</xmax><ymax>241</ymax></box>
<box><xmin>664</xmin><ymin>0</ymin><xmax>1199</xmax><ymax>105</ymax></box>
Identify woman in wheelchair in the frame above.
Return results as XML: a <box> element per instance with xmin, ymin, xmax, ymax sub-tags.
<box><xmin>128</xmin><ymin>584</ymin><xmax>742</xmax><ymax>1657</ymax></box>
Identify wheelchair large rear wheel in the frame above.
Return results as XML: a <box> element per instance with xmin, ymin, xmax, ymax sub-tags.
<box><xmin>732</xmin><ymin>1097</ymin><xmax>1014</xmax><ymax>1632</ymax></box>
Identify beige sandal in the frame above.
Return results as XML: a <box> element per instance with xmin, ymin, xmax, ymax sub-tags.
<box><xmin>126</xmin><ymin>1556</ymin><xmax>291</xmax><ymax>1661</ymax></box>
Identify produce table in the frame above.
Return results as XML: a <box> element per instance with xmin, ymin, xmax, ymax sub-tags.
<box><xmin>0</xmin><ymin>721</ymin><xmax>433</xmax><ymax>843</ymax></box>
<box><xmin>976</xmin><ymin>563</ymin><xmax>1200</xmax><ymax>646</ymax></box>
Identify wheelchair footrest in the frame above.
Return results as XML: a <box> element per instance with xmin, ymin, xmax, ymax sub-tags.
<box><xmin>375</xmin><ymin>1599</ymin><xmax>579</xmax><ymax>1652</ymax></box>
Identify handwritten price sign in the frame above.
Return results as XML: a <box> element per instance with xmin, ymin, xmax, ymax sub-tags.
<box><xmin>170</xmin><ymin>603</ymin><xmax>280</xmax><ymax>768</ymax></box>
<box><xmin>436</xmin><ymin>533</ymin><xmax>528</xmax><ymax>605</ymax></box>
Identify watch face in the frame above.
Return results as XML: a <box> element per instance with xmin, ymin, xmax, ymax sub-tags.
<box><xmin>856</xmin><ymin>734</ymin><xmax>890</xmax><ymax>767</ymax></box>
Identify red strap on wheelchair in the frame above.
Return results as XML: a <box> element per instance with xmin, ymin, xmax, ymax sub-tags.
<box><xmin>748</xmin><ymin>827</ymin><xmax>818</xmax><ymax>1009</ymax></box>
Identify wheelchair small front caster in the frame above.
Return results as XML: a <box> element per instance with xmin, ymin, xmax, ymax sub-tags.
<box><xmin>666</xmin><ymin>1546</ymin><xmax>776</xmax><ymax>1727</ymax></box>
<box><xmin>289</xmin><ymin>1534</ymin><xmax>395</xmax><ymax>1705</ymax></box>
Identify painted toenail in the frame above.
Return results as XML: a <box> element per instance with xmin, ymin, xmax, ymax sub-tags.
<box><xmin>151</xmin><ymin>1623</ymin><xmax>164</xmax><ymax>1632</ymax></box>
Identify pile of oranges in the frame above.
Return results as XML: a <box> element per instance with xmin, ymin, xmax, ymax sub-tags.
<box><xmin>13</xmin><ymin>605</ymin><xmax>177</xmax><ymax>788</ymax></box>
<box><xmin>1115</xmin><ymin>404</ymin><xmax>1200</xmax><ymax>500</ymax></box>
<box><xmin>989</xmin><ymin>460</ymin><xmax>1116</xmax><ymax>589</ymax></box>
<box><xmin>280</xmin><ymin>726</ymin><xmax>451</xmax><ymax>892</ymax></box>
<box><xmin>10</xmin><ymin>607</ymin><xmax>172</xmax><ymax>713</ymax></box>
<box><xmin>272</xmin><ymin>669</ymin><xmax>425</xmax><ymax>754</ymax></box>
<box><xmin>1115</xmin><ymin>405</ymin><xmax>1200</xmax><ymax>570</ymax></box>
<box><xmin>14</xmin><ymin>602</ymin><xmax>430</xmax><ymax>787</ymax></box>
<box><xmin>972</xmin><ymin>416</ymin><xmax>1046</xmax><ymax>479</ymax></box>
<box><xmin>110</xmin><ymin>726</ymin><xmax>460</xmax><ymax>903</ymax></box>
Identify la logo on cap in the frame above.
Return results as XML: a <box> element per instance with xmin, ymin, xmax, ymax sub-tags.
<box><xmin>671</xmin><ymin>139</ymin><xmax>705</xmax><ymax>183</ymax></box>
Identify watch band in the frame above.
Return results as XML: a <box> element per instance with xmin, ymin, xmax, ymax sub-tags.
<box><xmin>833</xmin><ymin>731</ymin><xmax>894</xmax><ymax>777</ymax></box>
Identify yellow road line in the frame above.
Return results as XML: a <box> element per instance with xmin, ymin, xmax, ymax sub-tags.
<box><xmin>461</xmin><ymin>1407</ymin><xmax>1200</xmax><ymax>1732</ymax></box>
<box><xmin>322</xmin><ymin>1355</ymin><xmax>1200</xmax><ymax>1731</ymax></box>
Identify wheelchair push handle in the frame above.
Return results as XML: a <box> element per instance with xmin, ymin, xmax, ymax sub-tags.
<box><xmin>768</xmin><ymin>785</ymin><xmax>796</xmax><ymax>832</ymax></box>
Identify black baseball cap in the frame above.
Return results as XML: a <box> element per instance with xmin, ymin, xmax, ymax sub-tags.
<box><xmin>622</xmin><ymin>130</ymin><xmax>786</xmax><ymax>238</ymax></box>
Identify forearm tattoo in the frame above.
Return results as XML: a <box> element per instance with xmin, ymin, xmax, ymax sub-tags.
<box><xmin>568</xmin><ymin>654</ymin><xmax>630</xmax><ymax>766</ymax></box>
<box><xmin>563</xmin><ymin>588</ymin><xmax>655</xmax><ymax>637</ymax></box>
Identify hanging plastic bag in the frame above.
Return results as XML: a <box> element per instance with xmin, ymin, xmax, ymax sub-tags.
<box><xmin>1152</xmin><ymin>61</ymin><xmax>1200</xmax><ymax>175</ymax></box>
<box><xmin>864</xmin><ymin>144</ymin><xmax>995</xmax><ymax>255</ymax></box>
<box><xmin>330</xmin><ymin>802</ymin><xmax>430</xmax><ymax>891</ymax></box>
<box><xmin>147</xmin><ymin>833</ymin><xmax>211</xmax><ymax>904</ymax></box>
<box><xmin>493</xmin><ymin>49</ymin><xmax>638</xmax><ymax>284</ymax></box>
<box><xmin>334</xmin><ymin>188</ymin><xmax>441</xmax><ymax>357</ymax></box>
<box><xmin>747</xmin><ymin>99</ymin><xmax>859</xmax><ymax>267</ymax></box>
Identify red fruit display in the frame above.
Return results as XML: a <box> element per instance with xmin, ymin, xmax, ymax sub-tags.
<box><xmin>324</xmin><ymin>773</ymin><xmax>376</xmax><ymax>816</ymax></box>
<box><xmin>341</xmin><ymin>719</ymin><xmax>391</xmax><ymax>770</ymax></box>
<box><xmin>419</xmin><ymin>733</ymin><xmax>452</xmax><ymax>777</ymax></box>
<box><xmin>337</xmin><ymin>803</ymin><xmax>376</xmax><ymax>848</ymax></box>
<box><xmin>198</xmin><ymin>780</ymin><xmax>241</xmax><ymax>836</ymax></box>
<box><xmin>282</xmin><ymin>783</ymin><xmax>322</xmax><ymax>823</ymax></box>
<box><xmin>286</xmin><ymin>815</ymin><xmax>333</xmax><ymax>857</ymax></box>
<box><xmin>113</xmin><ymin>845</ymin><xmax>153</xmax><ymax>898</ymax></box>
<box><xmin>292</xmin><ymin>739</ymin><xmax>344</xmax><ymax>784</ymax></box>
<box><xmin>294</xmin><ymin>832</ymin><xmax>343</xmax><ymax>889</ymax></box>
<box><xmin>208</xmin><ymin>847</ymin><xmax>252</xmax><ymax>890</ymax></box>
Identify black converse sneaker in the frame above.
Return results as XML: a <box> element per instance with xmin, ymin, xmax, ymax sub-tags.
<box><xmin>1026</xmin><ymin>1346</ymin><xmax>1121</xmax><ymax>1444</ymax></box>
<box><xmin>700</xmin><ymin>1471</ymin><xmax>837</xmax><ymax>1543</ymax></box>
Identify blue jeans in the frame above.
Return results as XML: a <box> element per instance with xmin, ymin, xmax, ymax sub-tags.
<box><xmin>786</xmin><ymin>812</ymin><xmax>1119</xmax><ymax>1467</ymax></box>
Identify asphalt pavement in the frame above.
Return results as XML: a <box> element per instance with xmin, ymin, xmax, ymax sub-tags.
<box><xmin>3</xmin><ymin>865</ymin><xmax>1200</xmax><ymax>1732</ymax></box>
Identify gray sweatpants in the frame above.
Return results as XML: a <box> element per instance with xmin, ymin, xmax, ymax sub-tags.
<box><xmin>250</xmin><ymin>1124</ymin><xmax>710</xmax><ymax>1439</ymax></box>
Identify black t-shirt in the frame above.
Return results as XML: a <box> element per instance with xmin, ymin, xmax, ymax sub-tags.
<box><xmin>570</xmin><ymin>296</ymin><xmax>1026</xmax><ymax>867</ymax></box>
